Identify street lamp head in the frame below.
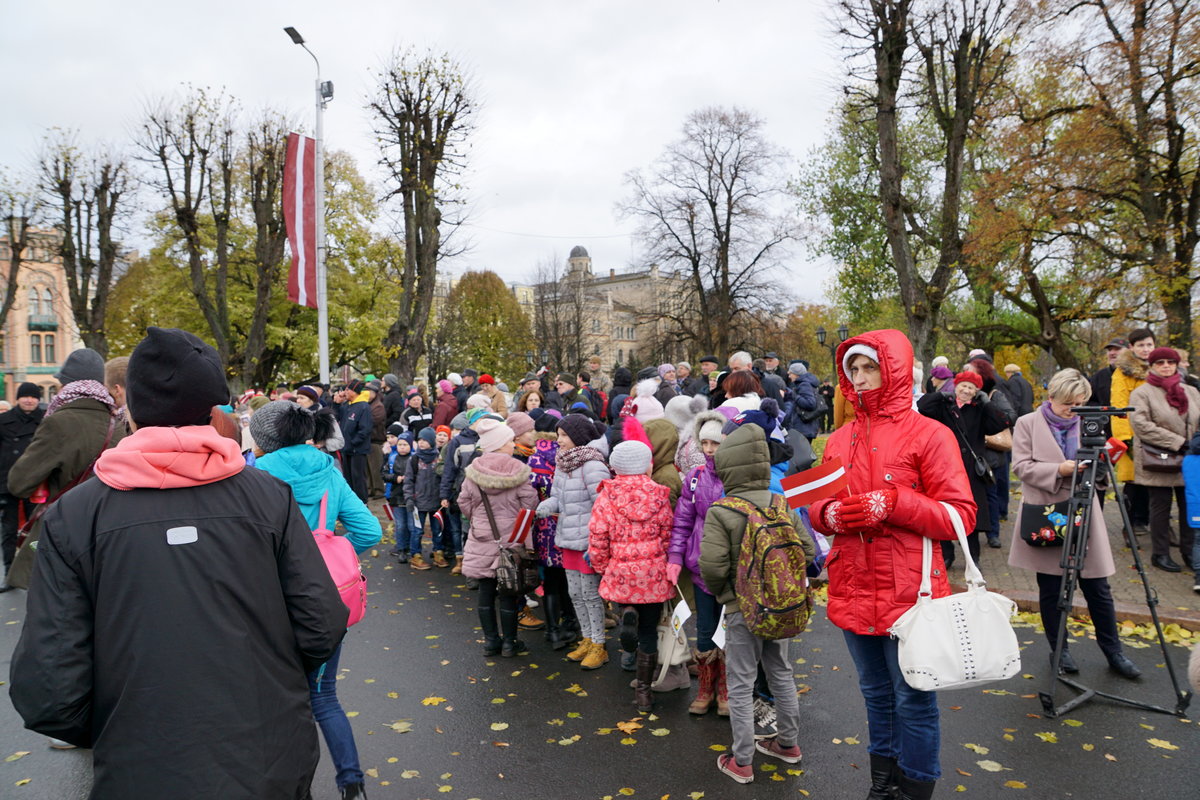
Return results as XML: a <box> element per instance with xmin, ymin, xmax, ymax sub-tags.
<box><xmin>838</xmin><ymin>324</ymin><xmax>850</xmax><ymax>342</ymax></box>
<box><xmin>816</xmin><ymin>326</ymin><xmax>827</xmax><ymax>346</ymax></box>
<box><xmin>320</xmin><ymin>80</ymin><xmax>334</xmax><ymax>101</ymax></box>
<box><xmin>284</xmin><ymin>26</ymin><xmax>305</xmax><ymax>45</ymax></box>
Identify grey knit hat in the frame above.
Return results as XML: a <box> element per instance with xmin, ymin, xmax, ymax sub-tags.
<box><xmin>788</xmin><ymin>361</ymin><xmax>807</xmax><ymax>376</ymax></box>
<box><xmin>383</xmin><ymin>373</ymin><xmax>401</xmax><ymax>390</ymax></box>
<box><xmin>55</xmin><ymin>348</ymin><xmax>106</xmax><ymax>385</ymax></box>
<box><xmin>249</xmin><ymin>400</ymin><xmax>300</xmax><ymax>454</ymax></box>
<box><xmin>610</xmin><ymin>440</ymin><xmax>652</xmax><ymax>476</ymax></box>
<box><xmin>450</xmin><ymin>412</ymin><xmax>469</xmax><ymax>431</ymax></box>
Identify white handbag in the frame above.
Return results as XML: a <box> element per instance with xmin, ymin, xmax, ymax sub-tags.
<box><xmin>888</xmin><ymin>502</ymin><xmax>1021</xmax><ymax>691</ymax></box>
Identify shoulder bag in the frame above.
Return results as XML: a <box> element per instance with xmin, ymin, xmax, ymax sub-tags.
<box><xmin>1140</xmin><ymin>440</ymin><xmax>1184</xmax><ymax>473</ymax></box>
<box><xmin>888</xmin><ymin>502</ymin><xmax>1022</xmax><ymax>691</ymax></box>
<box><xmin>481</xmin><ymin>493</ymin><xmax>541</xmax><ymax>596</ymax></box>
<box><xmin>985</xmin><ymin>428</ymin><xmax>1013</xmax><ymax>453</ymax></box>
<box><xmin>311</xmin><ymin>492</ymin><xmax>368</xmax><ymax>627</ymax></box>
<box><xmin>1017</xmin><ymin>500</ymin><xmax>1073</xmax><ymax>547</ymax></box>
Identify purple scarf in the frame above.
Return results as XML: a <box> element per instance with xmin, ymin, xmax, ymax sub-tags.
<box><xmin>46</xmin><ymin>380</ymin><xmax>117</xmax><ymax>418</ymax></box>
<box><xmin>1040</xmin><ymin>401</ymin><xmax>1079</xmax><ymax>460</ymax></box>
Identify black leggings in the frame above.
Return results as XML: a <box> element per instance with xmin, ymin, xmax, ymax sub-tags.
<box><xmin>477</xmin><ymin>577</ymin><xmax>521</xmax><ymax>638</ymax></box>
<box><xmin>1036</xmin><ymin>572</ymin><xmax>1121</xmax><ymax>658</ymax></box>
<box><xmin>626</xmin><ymin>602</ymin><xmax>662</xmax><ymax>654</ymax></box>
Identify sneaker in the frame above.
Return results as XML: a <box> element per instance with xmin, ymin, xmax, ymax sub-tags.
<box><xmin>755</xmin><ymin>737</ymin><xmax>802</xmax><ymax>764</ymax></box>
<box><xmin>716</xmin><ymin>753</ymin><xmax>754</xmax><ymax>784</ymax></box>
<box><xmin>617</xmin><ymin>606</ymin><xmax>639</xmax><ymax>653</ymax></box>
<box><xmin>518</xmin><ymin>607</ymin><xmax>546</xmax><ymax>631</ymax></box>
<box><xmin>48</xmin><ymin>738</ymin><xmax>77</xmax><ymax>750</ymax></box>
<box><xmin>410</xmin><ymin>554</ymin><xmax>432</xmax><ymax>571</ymax></box>
<box><xmin>987</xmin><ymin>535</ymin><xmax>1002</xmax><ymax>549</ymax></box>
<box><xmin>1193</xmin><ymin>582</ymin><xmax>1200</xmax><ymax>594</ymax></box>
<box><xmin>752</xmin><ymin>697</ymin><xmax>778</xmax><ymax>740</ymax></box>
<box><xmin>393</xmin><ymin>551</ymin><xmax>409</xmax><ymax>564</ymax></box>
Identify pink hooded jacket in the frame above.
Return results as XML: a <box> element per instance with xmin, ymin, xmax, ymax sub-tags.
<box><xmin>94</xmin><ymin>426</ymin><xmax>245</xmax><ymax>490</ymax></box>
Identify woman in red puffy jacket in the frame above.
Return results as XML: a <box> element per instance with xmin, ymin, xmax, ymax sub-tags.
<box><xmin>810</xmin><ymin>329</ymin><xmax>976</xmax><ymax>800</ymax></box>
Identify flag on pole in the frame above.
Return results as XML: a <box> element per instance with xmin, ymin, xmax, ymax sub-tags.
<box><xmin>283</xmin><ymin>133</ymin><xmax>318</xmax><ymax>309</ymax></box>
<box><xmin>780</xmin><ymin>457</ymin><xmax>849</xmax><ymax>509</ymax></box>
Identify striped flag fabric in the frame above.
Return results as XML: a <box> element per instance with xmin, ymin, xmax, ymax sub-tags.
<box><xmin>508</xmin><ymin>508</ymin><xmax>535</xmax><ymax>545</ymax></box>
<box><xmin>283</xmin><ymin>133</ymin><xmax>318</xmax><ymax>308</ymax></box>
<box><xmin>780</xmin><ymin>457</ymin><xmax>849</xmax><ymax>509</ymax></box>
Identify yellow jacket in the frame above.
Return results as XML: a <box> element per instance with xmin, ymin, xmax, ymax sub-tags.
<box><xmin>1110</xmin><ymin>348</ymin><xmax>1148</xmax><ymax>481</ymax></box>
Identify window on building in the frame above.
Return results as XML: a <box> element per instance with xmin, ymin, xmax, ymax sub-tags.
<box><xmin>592</xmin><ymin>319</ymin><xmax>599</xmax><ymax>333</ymax></box>
<box><xmin>27</xmin><ymin>288</ymin><xmax>40</xmax><ymax>317</ymax></box>
<box><xmin>618</xmin><ymin>349</ymin><xmax>624</xmax><ymax>364</ymax></box>
<box><xmin>42</xmin><ymin>287</ymin><xmax>52</xmax><ymax>315</ymax></box>
<box><xmin>43</xmin><ymin>334</ymin><xmax>55</xmax><ymax>364</ymax></box>
<box><xmin>30</xmin><ymin>334</ymin><xmax>41</xmax><ymax>364</ymax></box>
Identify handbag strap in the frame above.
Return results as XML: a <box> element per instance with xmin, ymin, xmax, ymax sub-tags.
<box><xmin>480</xmin><ymin>492</ymin><xmax>502</xmax><ymax>542</ymax></box>
<box><xmin>918</xmin><ymin>502</ymin><xmax>986</xmax><ymax>597</ymax></box>
<box><xmin>948</xmin><ymin>407</ymin><xmax>985</xmax><ymax>464</ymax></box>
<box><xmin>317</xmin><ymin>492</ymin><xmax>329</xmax><ymax>532</ymax></box>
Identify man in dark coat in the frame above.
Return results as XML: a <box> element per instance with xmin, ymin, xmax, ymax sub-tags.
<box><xmin>382</xmin><ymin>373</ymin><xmax>406</xmax><ymax>426</ymax></box>
<box><xmin>5</xmin><ymin>349</ymin><xmax>126</xmax><ymax>590</ymax></box>
<box><xmin>367</xmin><ymin>381</ymin><xmax>387</xmax><ymax>499</ymax></box>
<box><xmin>1001</xmin><ymin>364</ymin><xmax>1035</xmax><ymax>416</ymax></box>
<box><xmin>0</xmin><ymin>383</ymin><xmax>44</xmax><ymax>590</ymax></box>
<box><xmin>337</xmin><ymin>379</ymin><xmax>373</xmax><ymax>502</ymax></box>
<box><xmin>10</xmin><ymin>327</ymin><xmax>345</xmax><ymax>800</ymax></box>
<box><xmin>1089</xmin><ymin>338</ymin><xmax>1128</xmax><ymax>406</ymax></box>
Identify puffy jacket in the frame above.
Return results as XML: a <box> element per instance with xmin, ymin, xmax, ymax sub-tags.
<box><xmin>810</xmin><ymin>329</ymin><xmax>977</xmax><ymax>636</ymax></box>
<box><xmin>537</xmin><ymin>444</ymin><xmax>610</xmax><ymax>552</ymax></box>
<box><xmin>644</xmin><ymin>418</ymin><xmax>682</xmax><ymax>507</ymax></box>
<box><xmin>458</xmin><ymin>453</ymin><xmax>538</xmax><ymax>579</ymax></box>
<box><xmin>588</xmin><ymin>474</ymin><xmax>674</xmax><ymax>604</ymax></box>
<box><xmin>338</xmin><ymin>395</ymin><xmax>372</xmax><ymax>456</ymax></box>
<box><xmin>440</xmin><ymin>428</ymin><xmax>481</xmax><ymax>501</ymax></box>
<box><xmin>11</xmin><ymin>426</ymin><xmax>345</xmax><ymax>798</ymax></box>
<box><xmin>699</xmin><ymin>425</ymin><xmax>814</xmax><ymax>613</ymax></box>
<box><xmin>256</xmin><ymin>444</ymin><xmax>382</xmax><ymax>553</ymax></box>
<box><xmin>528</xmin><ymin>437</ymin><xmax>562</xmax><ymax>567</ymax></box>
<box><xmin>670</xmin><ymin>459</ymin><xmax>724</xmax><ymax>594</ymax></box>
<box><xmin>784</xmin><ymin>373</ymin><xmax>821</xmax><ymax>439</ymax></box>
<box><xmin>382</xmin><ymin>450</ymin><xmax>410</xmax><ymax>504</ymax></box>
<box><xmin>405</xmin><ymin>451</ymin><xmax>442</xmax><ymax>512</ymax></box>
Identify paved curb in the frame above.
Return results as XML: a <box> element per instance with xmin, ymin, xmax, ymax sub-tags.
<box><xmin>952</xmin><ymin>581</ymin><xmax>1200</xmax><ymax>628</ymax></box>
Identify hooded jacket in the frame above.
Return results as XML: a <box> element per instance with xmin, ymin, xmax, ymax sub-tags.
<box><xmin>439</xmin><ymin>428</ymin><xmax>481</xmax><ymax>501</ymax></box>
<box><xmin>670</xmin><ymin>457</ymin><xmax>724</xmax><ymax>595</ymax></box>
<box><xmin>338</xmin><ymin>392</ymin><xmax>373</xmax><ymax>456</ymax></box>
<box><xmin>784</xmin><ymin>372</ymin><xmax>822</xmax><ymax>439</ymax></box>
<box><xmin>588</xmin><ymin>474</ymin><xmax>674</xmax><ymax>604</ymax></box>
<box><xmin>10</xmin><ymin>425</ymin><xmax>345</xmax><ymax>799</ymax></box>
<box><xmin>405</xmin><ymin>444</ymin><xmax>443</xmax><ymax>512</ymax></box>
<box><xmin>537</xmin><ymin>438</ymin><xmax>611</xmax><ymax>552</ymax></box>
<box><xmin>458</xmin><ymin>453</ymin><xmax>538</xmax><ymax>578</ymax></box>
<box><xmin>644</xmin><ymin>418</ymin><xmax>682</xmax><ymax>506</ymax></box>
<box><xmin>699</xmin><ymin>425</ymin><xmax>814</xmax><ymax>613</ymax></box>
<box><xmin>256</xmin><ymin>444</ymin><xmax>382</xmax><ymax>553</ymax></box>
<box><xmin>810</xmin><ymin>330</ymin><xmax>977</xmax><ymax>636</ymax></box>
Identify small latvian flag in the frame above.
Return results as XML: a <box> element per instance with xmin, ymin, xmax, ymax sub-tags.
<box><xmin>1106</xmin><ymin>437</ymin><xmax>1128</xmax><ymax>464</ymax></box>
<box><xmin>508</xmin><ymin>508</ymin><xmax>535</xmax><ymax>545</ymax></box>
<box><xmin>780</xmin><ymin>457</ymin><xmax>850</xmax><ymax>510</ymax></box>
<box><xmin>382</xmin><ymin>502</ymin><xmax>395</xmax><ymax>522</ymax></box>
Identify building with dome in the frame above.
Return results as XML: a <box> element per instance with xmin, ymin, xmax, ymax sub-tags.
<box><xmin>522</xmin><ymin>246</ymin><xmax>693</xmax><ymax>373</ymax></box>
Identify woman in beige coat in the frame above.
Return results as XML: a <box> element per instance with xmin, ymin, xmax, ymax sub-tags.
<box><xmin>1009</xmin><ymin>368</ymin><xmax>1140</xmax><ymax>679</ymax></box>
<box><xmin>1129</xmin><ymin>347</ymin><xmax>1200</xmax><ymax>573</ymax></box>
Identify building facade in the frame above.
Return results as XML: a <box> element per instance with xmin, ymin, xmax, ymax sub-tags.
<box><xmin>0</xmin><ymin>229</ymin><xmax>80</xmax><ymax>401</ymax></box>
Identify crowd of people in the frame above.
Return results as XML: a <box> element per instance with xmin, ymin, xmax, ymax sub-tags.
<box><xmin>3</xmin><ymin>329</ymin><xmax>1199</xmax><ymax>800</ymax></box>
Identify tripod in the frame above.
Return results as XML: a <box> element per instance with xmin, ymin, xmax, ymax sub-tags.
<box><xmin>1039</xmin><ymin>408</ymin><xmax>1192</xmax><ymax>718</ymax></box>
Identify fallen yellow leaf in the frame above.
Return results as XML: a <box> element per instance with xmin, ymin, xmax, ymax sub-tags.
<box><xmin>490</xmin><ymin>722</ymin><xmax>509</xmax><ymax>731</ymax></box>
<box><xmin>1147</xmin><ymin>738</ymin><xmax>1179</xmax><ymax>750</ymax></box>
<box><xmin>1004</xmin><ymin>780</ymin><xmax>1027</xmax><ymax>789</ymax></box>
<box><xmin>650</xmin><ymin>728</ymin><xmax>670</xmax><ymax>736</ymax></box>
<box><xmin>400</xmin><ymin>770</ymin><xmax>420</xmax><ymax>779</ymax></box>
<box><xmin>421</xmin><ymin>696</ymin><xmax>447</xmax><ymax>706</ymax></box>
<box><xmin>1035</xmin><ymin>732</ymin><xmax>1058</xmax><ymax>743</ymax></box>
<box><xmin>964</xmin><ymin>743</ymin><xmax>990</xmax><ymax>754</ymax></box>
<box><xmin>5</xmin><ymin>752</ymin><xmax>30</xmax><ymax>763</ymax></box>
<box><xmin>977</xmin><ymin>760</ymin><xmax>1005</xmax><ymax>772</ymax></box>
<box><xmin>364</xmin><ymin>768</ymin><xmax>378</xmax><ymax>778</ymax></box>
<box><xmin>709</xmin><ymin>744</ymin><xmax>727</xmax><ymax>751</ymax></box>
<box><xmin>620</xmin><ymin>737</ymin><xmax>638</xmax><ymax>745</ymax></box>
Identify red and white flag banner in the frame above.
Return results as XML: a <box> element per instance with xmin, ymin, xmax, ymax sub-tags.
<box><xmin>508</xmin><ymin>509</ymin><xmax>535</xmax><ymax>545</ymax></box>
<box><xmin>780</xmin><ymin>457</ymin><xmax>850</xmax><ymax>509</ymax></box>
<box><xmin>283</xmin><ymin>133</ymin><xmax>318</xmax><ymax>309</ymax></box>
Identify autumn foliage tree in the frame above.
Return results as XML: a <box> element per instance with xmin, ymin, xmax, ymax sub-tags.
<box><xmin>433</xmin><ymin>271</ymin><xmax>535</xmax><ymax>384</ymax></box>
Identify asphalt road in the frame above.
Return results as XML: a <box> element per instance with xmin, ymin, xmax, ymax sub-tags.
<box><xmin>0</xmin><ymin>550</ymin><xmax>1196</xmax><ymax>799</ymax></box>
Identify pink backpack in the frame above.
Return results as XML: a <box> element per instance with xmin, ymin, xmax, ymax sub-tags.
<box><xmin>312</xmin><ymin>493</ymin><xmax>367</xmax><ymax>627</ymax></box>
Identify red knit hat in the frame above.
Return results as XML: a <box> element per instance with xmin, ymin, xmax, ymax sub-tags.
<box><xmin>954</xmin><ymin>370</ymin><xmax>983</xmax><ymax>389</ymax></box>
<box><xmin>478</xmin><ymin>373</ymin><xmax>495</xmax><ymax>385</ymax></box>
<box><xmin>1148</xmin><ymin>347</ymin><xmax>1179</xmax><ymax>364</ymax></box>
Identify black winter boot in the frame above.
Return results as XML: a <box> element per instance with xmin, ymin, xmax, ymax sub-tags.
<box><xmin>896</xmin><ymin>773</ymin><xmax>936</xmax><ymax>800</ymax></box>
<box><xmin>499</xmin><ymin>606</ymin><xmax>528</xmax><ymax>657</ymax></box>
<box><xmin>543</xmin><ymin>592</ymin><xmax>568</xmax><ymax>648</ymax></box>
<box><xmin>867</xmin><ymin>753</ymin><xmax>900</xmax><ymax>799</ymax></box>
<box><xmin>478</xmin><ymin>603</ymin><xmax>501</xmax><ymax>656</ymax></box>
<box><xmin>634</xmin><ymin>650</ymin><xmax>657</xmax><ymax>713</ymax></box>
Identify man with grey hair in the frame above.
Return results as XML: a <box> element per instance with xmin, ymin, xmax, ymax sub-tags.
<box><xmin>728</xmin><ymin>351</ymin><xmax>753</xmax><ymax>371</ymax></box>
<box><xmin>677</xmin><ymin>361</ymin><xmax>703</xmax><ymax>396</ymax></box>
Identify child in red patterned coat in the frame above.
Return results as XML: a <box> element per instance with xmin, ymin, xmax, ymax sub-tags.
<box><xmin>588</xmin><ymin>419</ymin><xmax>674</xmax><ymax>713</ymax></box>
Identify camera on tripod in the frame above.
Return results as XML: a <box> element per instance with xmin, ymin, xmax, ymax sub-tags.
<box><xmin>1069</xmin><ymin>406</ymin><xmax>1132</xmax><ymax>450</ymax></box>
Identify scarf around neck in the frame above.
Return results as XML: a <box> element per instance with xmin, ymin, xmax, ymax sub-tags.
<box><xmin>1147</xmin><ymin>371</ymin><xmax>1188</xmax><ymax>415</ymax></box>
<box><xmin>556</xmin><ymin>444</ymin><xmax>606</xmax><ymax>475</ymax></box>
<box><xmin>414</xmin><ymin>444</ymin><xmax>438</xmax><ymax>463</ymax></box>
<box><xmin>46</xmin><ymin>380</ymin><xmax>116</xmax><ymax>417</ymax></box>
<box><xmin>1040</xmin><ymin>401</ymin><xmax>1080</xmax><ymax>459</ymax></box>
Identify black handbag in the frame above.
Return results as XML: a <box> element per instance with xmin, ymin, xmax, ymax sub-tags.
<box><xmin>1018</xmin><ymin>501</ymin><xmax>1074</xmax><ymax>547</ymax></box>
<box><xmin>1140</xmin><ymin>441</ymin><xmax>1184</xmax><ymax>473</ymax></box>
<box><xmin>481</xmin><ymin>493</ymin><xmax>541</xmax><ymax>596</ymax></box>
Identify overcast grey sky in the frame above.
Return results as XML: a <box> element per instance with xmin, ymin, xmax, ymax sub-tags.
<box><xmin>2</xmin><ymin>0</ymin><xmax>846</xmax><ymax>301</ymax></box>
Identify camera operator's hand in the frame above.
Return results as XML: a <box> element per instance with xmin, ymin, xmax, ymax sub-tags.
<box><xmin>1058</xmin><ymin>460</ymin><xmax>1078</xmax><ymax>476</ymax></box>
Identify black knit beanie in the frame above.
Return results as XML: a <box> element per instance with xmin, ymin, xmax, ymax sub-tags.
<box><xmin>16</xmin><ymin>382</ymin><xmax>42</xmax><ymax>399</ymax></box>
<box><xmin>126</xmin><ymin>327</ymin><xmax>229</xmax><ymax>427</ymax></box>
<box><xmin>557</xmin><ymin>413</ymin><xmax>601</xmax><ymax>448</ymax></box>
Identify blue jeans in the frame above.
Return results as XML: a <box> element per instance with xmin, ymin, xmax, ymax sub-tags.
<box><xmin>694</xmin><ymin>587</ymin><xmax>722</xmax><ymax>652</ymax></box>
<box><xmin>308</xmin><ymin>643</ymin><xmax>363</xmax><ymax>789</ymax></box>
<box><xmin>842</xmin><ymin>631</ymin><xmax>941</xmax><ymax>782</ymax></box>
<box><xmin>985</xmin><ymin>472</ymin><xmax>1003</xmax><ymax>540</ymax></box>
<box><xmin>390</xmin><ymin>504</ymin><xmax>417</xmax><ymax>555</ymax></box>
<box><xmin>443</xmin><ymin>508</ymin><xmax>464</xmax><ymax>556</ymax></box>
<box><xmin>416</xmin><ymin>509</ymin><xmax>443</xmax><ymax>554</ymax></box>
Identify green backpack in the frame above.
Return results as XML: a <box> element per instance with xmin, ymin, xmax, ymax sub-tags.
<box><xmin>716</xmin><ymin>494</ymin><xmax>812</xmax><ymax>640</ymax></box>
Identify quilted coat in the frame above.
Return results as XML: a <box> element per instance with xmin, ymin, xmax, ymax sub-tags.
<box><xmin>810</xmin><ymin>329</ymin><xmax>977</xmax><ymax>636</ymax></box>
<box><xmin>670</xmin><ymin>458</ymin><xmax>723</xmax><ymax>595</ymax></box>
<box><xmin>537</xmin><ymin>441</ymin><xmax>610</xmax><ymax>552</ymax></box>
<box><xmin>458</xmin><ymin>453</ymin><xmax>538</xmax><ymax>579</ymax></box>
<box><xmin>588</xmin><ymin>474</ymin><xmax>674</xmax><ymax>604</ymax></box>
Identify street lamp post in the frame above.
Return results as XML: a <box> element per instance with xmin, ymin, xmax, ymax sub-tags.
<box><xmin>284</xmin><ymin>26</ymin><xmax>333</xmax><ymax>385</ymax></box>
<box><xmin>816</xmin><ymin>324</ymin><xmax>850</xmax><ymax>381</ymax></box>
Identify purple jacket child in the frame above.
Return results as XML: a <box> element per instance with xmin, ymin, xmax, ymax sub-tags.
<box><xmin>669</xmin><ymin>456</ymin><xmax>725</xmax><ymax>596</ymax></box>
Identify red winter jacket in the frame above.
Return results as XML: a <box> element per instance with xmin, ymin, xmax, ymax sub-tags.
<box><xmin>811</xmin><ymin>329</ymin><xmax>977</xmax><ymax>636</ymax></box>
<box><xmin>588</xmin><ymin>474</ymin><xmax>674</xmax><ymax>604</ymax></box>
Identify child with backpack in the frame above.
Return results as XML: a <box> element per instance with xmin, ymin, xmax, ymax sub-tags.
<box><xmin>588</xmin><ymin>420</ymin><xmax>674</xmax><ymax>712</ymax></box>
<box><xmin>405</xmin><ymin>427</ymin><xmax>443</xmax><ymax>570</ymax></box>
<box><xmin>383</xmin><ymin>423</ymin><xmax>414</xmax><ymax>562</ymax></box>
<box><xmin>700</xmin><ymin>423</ymin><xmax>815</xmax><ymax>785</ymax></box>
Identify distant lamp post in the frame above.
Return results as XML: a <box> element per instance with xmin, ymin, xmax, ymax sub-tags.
<box><xmin>816</xmin><ymin>325</ymin><xmax>850</xmax><ymax>381</ymax></box>
<box><xmin>525</xmin><ymin>351</ymin><xmax>534</xmax><ymax>367</ymax></box>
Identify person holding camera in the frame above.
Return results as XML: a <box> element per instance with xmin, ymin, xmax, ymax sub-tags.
<box><xmin>917</xmin><ymin>370</ymin><xmax>1009</xmax><ymax>568</ymax></box>
<box><xmin>1008</xmin><ymin>368</ymin><xmax>1140</xmax><ymax>679</ymax></box>
<box><xmin>1129</xmin><ymin>347</ymin><xmax>1200</xmax><ymax>573</ymax></box>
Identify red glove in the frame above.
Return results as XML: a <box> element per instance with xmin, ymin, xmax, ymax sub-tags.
<box><xmin>838</xmin><ymin>489</ymin><xmax>898</xmax><ymax>532</ymax></box>
<box><xmin>822</xmin><ymin>499</ymin><xmax>848</xmax><ymax>536</ymax></box>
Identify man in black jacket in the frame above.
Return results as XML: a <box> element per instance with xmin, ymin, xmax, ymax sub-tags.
<box><xmin>0</xmin><ymin>383</ymin><xmax>44</xmax><ymax>590</ymax></box>
<box><xmin>1001</xmin><ymin>363</ymin><xmax>1035</xmax><ymax>416</ymax></box>
<box><xmin>337</xmin><ymin>379</ymin><xmax>373</xmax><ymax>502</ymax></box>
<box><xmin>10</xmin><ymin>327</ymin><xmax>345</xmax><ymax>799</ymax></box>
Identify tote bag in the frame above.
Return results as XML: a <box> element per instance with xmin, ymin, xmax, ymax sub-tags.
<box><xmin>888</xmin><ymin>502</ymin><xmax>1021</xmax><ymax>691</ymax></box>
